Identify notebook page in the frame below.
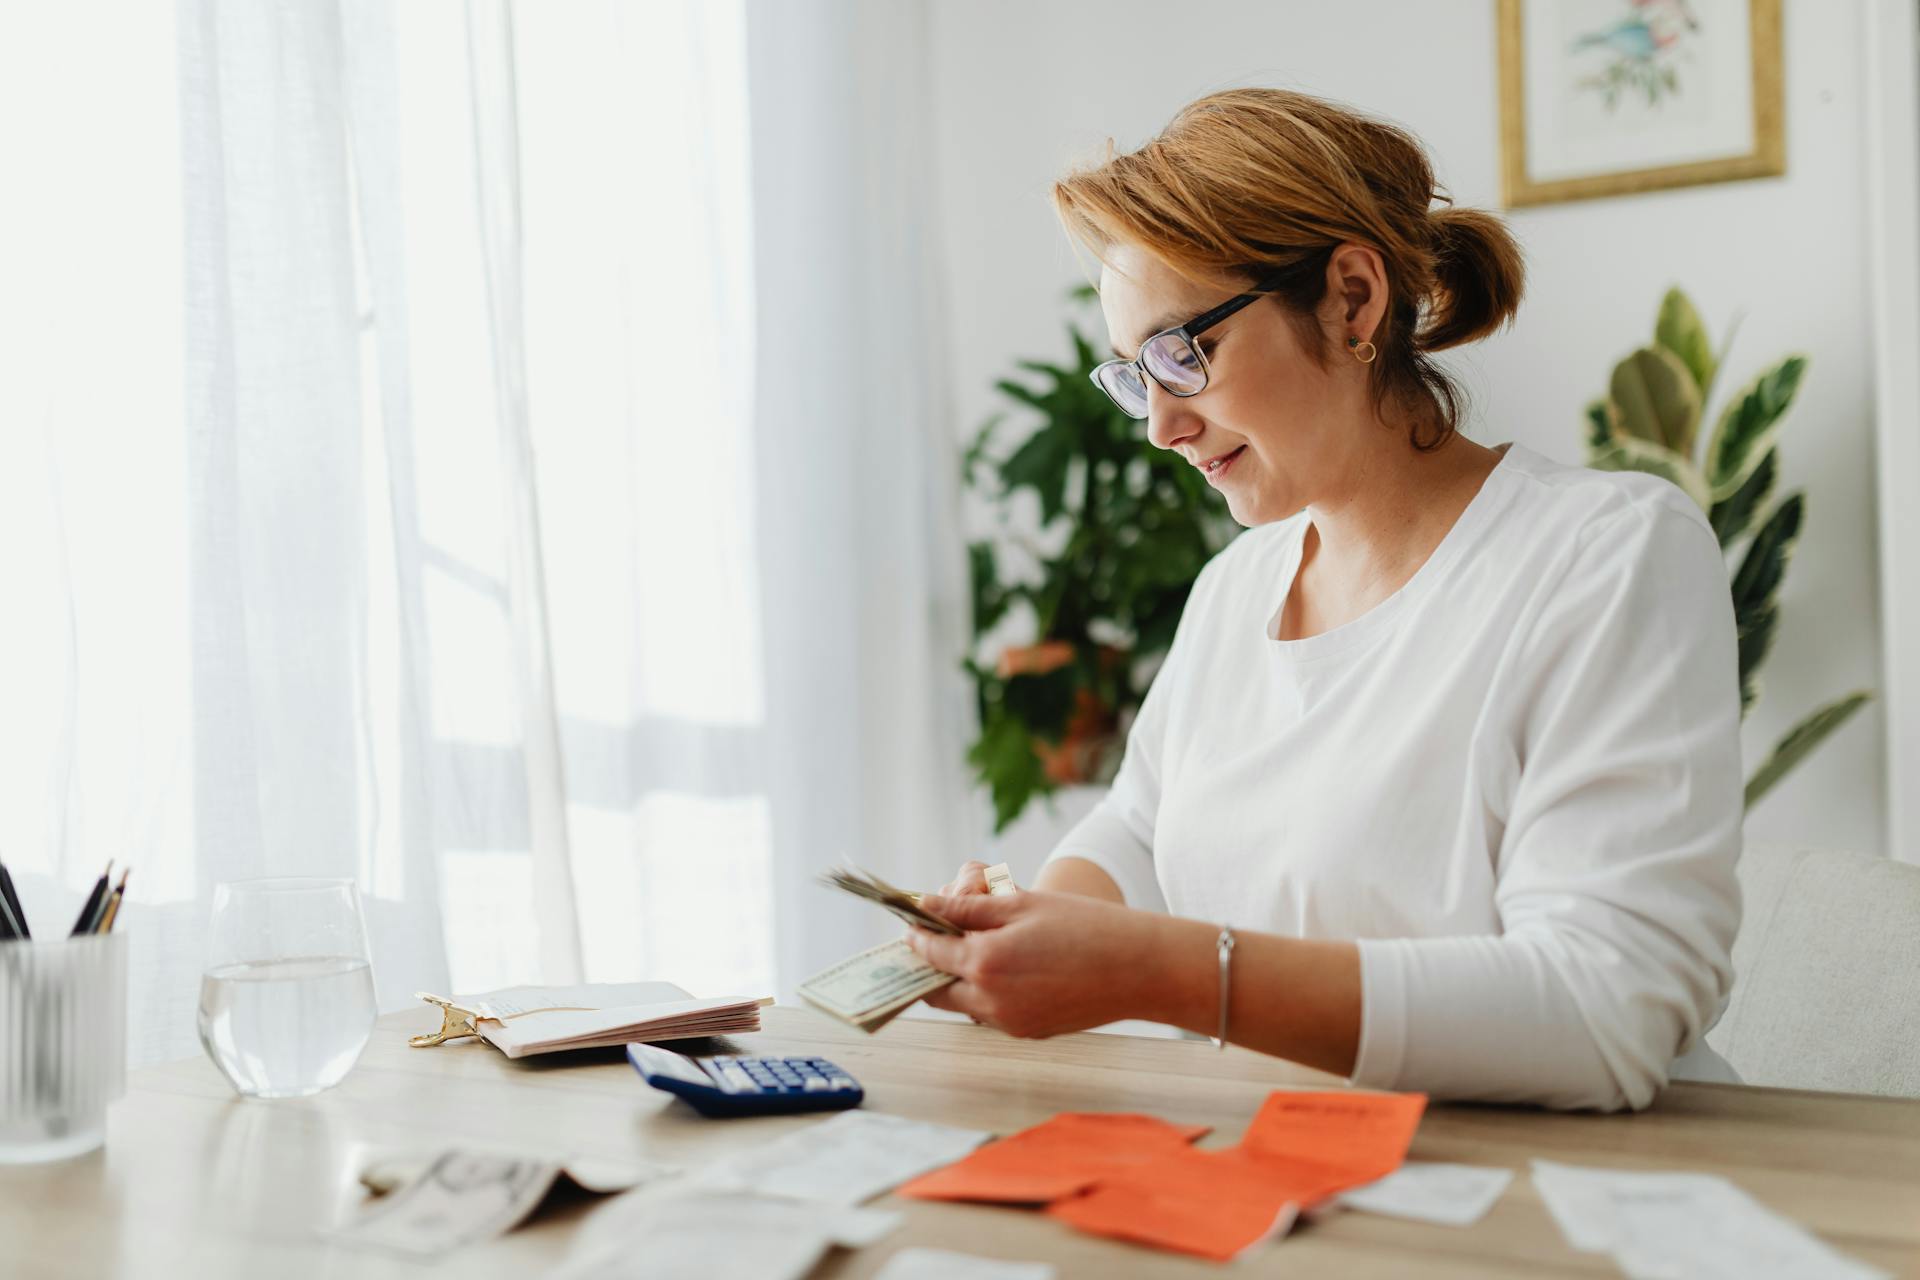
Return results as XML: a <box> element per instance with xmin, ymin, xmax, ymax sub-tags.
<box><xmin>479</xmin><ymin>995</ymin><xmax>762</xmax><ymax>1058</ymax></box>
<box><xmin>463</xmin><ymin>982</ymin><xmax>694</xmax><ymax>1020</ymax></box>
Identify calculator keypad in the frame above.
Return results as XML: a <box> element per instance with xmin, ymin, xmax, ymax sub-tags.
<box><xmin>710</xmin><ymin>1055</ymin><xmax>857</xmax><ymax>1096</ymax></box>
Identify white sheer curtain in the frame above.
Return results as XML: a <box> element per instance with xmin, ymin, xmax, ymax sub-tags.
<box><xmin>0</xmin><ymin>0</ymin><xmax>974</xmax><ymax>1067</ymax></box>
<box><xmin>742</xmin><ymin>0</ymin><xmax>980</xmax><ymax>986</ymax></box>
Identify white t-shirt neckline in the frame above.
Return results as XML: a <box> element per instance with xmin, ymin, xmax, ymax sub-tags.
<box><xmin>1263</xmin><ymin>441</ymin><xmax>1522</xmax><ymax>662</ymax></box>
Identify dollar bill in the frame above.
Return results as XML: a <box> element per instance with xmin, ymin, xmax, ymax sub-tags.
<box><xmin>334</xmin><ymin>1150</ymin><xmax>566</xmax><ymax>1256</ymax></box>
<box><xmin>358</xmin><ymin>1153</ymin><xmax>676</xmax><ymax>1199</ymax></box>
<box><xmin>819</xmin><ymin>865</ymin><xmax>961</xmax><ymax>935</ymax></box>
<box><xmin>798</xmin><ymin>937</ymin><xmax>957</xmax><ymax>1033</ymax></box>
<box><xmin>983</xmin><ymin>863</ymin><xmax>1017</xmax><ymax>896</ymax></box>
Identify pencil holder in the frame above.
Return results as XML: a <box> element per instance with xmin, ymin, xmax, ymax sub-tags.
<box><xmin>0</xmin><ymin>932</ymin><xmax>128</xmax><ymax>1163</ymax></box>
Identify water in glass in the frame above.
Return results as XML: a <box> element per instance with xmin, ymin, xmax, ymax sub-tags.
<box><xmin>197</xmin><ymin>878</ymin><xmax>377</xmax><ymax>1098</ymax></box>
<box><xmin>198</xmin><ymin>956</ymin><xmax>375</xmax><ymax>1097</ymax></box>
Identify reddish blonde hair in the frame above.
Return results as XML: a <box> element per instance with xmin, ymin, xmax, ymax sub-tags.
<box><xmin>1053</xmin><ymin>88</ymin><xmax>1525</xmax><ymax>451</ymax></box>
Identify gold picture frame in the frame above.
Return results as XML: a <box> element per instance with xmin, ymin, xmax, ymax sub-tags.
<box><xmin>1498</xmin><ymin>0</ymin><xmax>1784</xmax><ymax>208</ymax></box>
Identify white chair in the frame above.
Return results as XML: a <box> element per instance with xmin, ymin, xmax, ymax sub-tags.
<box><xmin>1706</xmin><ymin>842</ymin><xmax>1920</xmax><ymax>1098</ymax></box>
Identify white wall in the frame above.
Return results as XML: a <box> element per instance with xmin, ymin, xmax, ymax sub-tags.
<box><xmin>929</xmin><ymin>0</ymin><xmax>1888</xmax><ymax>857</ymax></box>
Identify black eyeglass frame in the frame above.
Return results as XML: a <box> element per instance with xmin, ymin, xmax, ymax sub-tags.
<box><xmin>1088</xmin><ymin>272</ymin><xmax>1285</xmax><ymax>420</ymax></box>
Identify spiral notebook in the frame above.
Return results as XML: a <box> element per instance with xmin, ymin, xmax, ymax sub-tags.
<box><xmin>410</xmin><ymin>981</ymin><xmax>770</xmax><ymax>1058</ymax></box>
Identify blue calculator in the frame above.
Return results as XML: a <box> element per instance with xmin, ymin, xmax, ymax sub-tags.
<box><xmin>626</xmin><ymin>1044</ymin><xmax>865</xmax><ymax>1117</ymax></box>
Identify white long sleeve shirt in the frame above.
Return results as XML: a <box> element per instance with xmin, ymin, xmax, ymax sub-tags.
<box><xmin>1046</xmin><ymin>441</ymin><xmax>1744</xmax><ymax>1111</ymax></box>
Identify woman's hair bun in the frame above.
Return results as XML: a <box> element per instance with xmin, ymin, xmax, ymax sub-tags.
<box><xmin>1419</xmin><ymin>206</ymin><xmax>1525</xmax><ymax>354</ymax></box>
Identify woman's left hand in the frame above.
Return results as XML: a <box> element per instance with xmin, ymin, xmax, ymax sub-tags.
<box><xmin>905</xmin><ymin>890</ymin><xmax>1168</xmax><ymax>1038</ymax></box>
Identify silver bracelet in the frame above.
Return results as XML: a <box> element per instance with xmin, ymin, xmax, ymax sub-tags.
<box><xmin>1211</xmin><ymin>926</ymin><xmax>1236</xmax><ymax>1050</ymax></box>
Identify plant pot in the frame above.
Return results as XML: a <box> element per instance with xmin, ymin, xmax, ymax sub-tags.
<box><xmin>1035</xmin><ymin>688</ymin><xmax>1118</xmax><ymax>785</ymax></box>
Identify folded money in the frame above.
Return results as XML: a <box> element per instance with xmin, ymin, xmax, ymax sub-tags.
<box><xmin>819</xmin><ymin>865</ymin><xmax>962</xmax><ymax>936</ymax></box>
<box><xmin>358</xmin><ymin>1152</ymin><xmax>674</xmax><ymax>1198</ymax></box>
<box><xmin>335</xmin><ymin>1150</ymin><xmax>676</xmax><ymax>1256</ymax></box>
<box><xmin>799</xmin><ymin>937</ymin><xmax>957</xmax><ymax>1033</ymax></box>
<box><xmin>983</xmin><ymin>863</ymin><xmax>1017</xmax><ymax>896</ymax></box>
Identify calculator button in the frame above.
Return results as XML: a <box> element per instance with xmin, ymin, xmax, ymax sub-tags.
<box><xmin>828</xmin><ymin>1077</ymin><xmax>855</xmax><ymax>1089</ymax></box>
<box><xmin>802</xmin><ymin>1078</ymin><xmax>833</xmax><ymax>1091</ymax></box>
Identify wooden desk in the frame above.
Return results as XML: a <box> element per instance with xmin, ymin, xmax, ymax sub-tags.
<box><xmin>3</xmin><ymin>1006</ymin><xmax>1916</xmax><ymax>1277</ymax></box>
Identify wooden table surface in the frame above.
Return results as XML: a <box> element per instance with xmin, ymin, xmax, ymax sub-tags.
<box><xmin>2</xmin><ymin>1005</ymin><xmax>1916</xmax><ymax>1278</ymax></box>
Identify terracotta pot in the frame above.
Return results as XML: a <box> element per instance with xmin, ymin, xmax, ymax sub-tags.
<box><xmin>993</xmin><ymin>642</ymin><xmax>1128</xmax><ymax>785</ymax></box>
<box><xmin>995</xmin><ymin>641</ymin><xmax>1075</xmax><ymax>679</ymax></box>
<box><xmin>1034</xmin><ymin>686</ymin><xmax>1118</xmax><ymax>785</ymax></box>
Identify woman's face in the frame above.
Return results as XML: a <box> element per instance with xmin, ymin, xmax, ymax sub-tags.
<box><xmin>1098</xmin><ymin>243</ymin><xmax>1370</xmax><ymax>527</ymax></box>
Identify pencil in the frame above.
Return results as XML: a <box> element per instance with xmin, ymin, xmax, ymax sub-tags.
<box><xmin>97</xmin><ymin>869</ymin><xmax>129</xmax><ymax>934</ymax></box>
<box><xmin>68</xmin><ymin>862</ymin><xmax>112</xmax><ymax>938</ymax></box>
<box><xmin>0</xmin><ymin>861</ymin><xmax>28</xmax><ymax>940</ymax></box>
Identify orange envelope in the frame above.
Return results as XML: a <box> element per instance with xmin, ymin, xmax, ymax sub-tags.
<box><xmin>1239</xmin><ymin>1088</ymin><xmax>1429</xmax><ymax>1181</ymax></box>
<box><xmin>897</xmin><ymin>1112</ymin><xmax>1212</xmax><ymax>1203</ymax></box>
<box><xmin>1050</xmin><ymin>1091</ymin><xmax>1428</xmax><ymax>1262</ymax></box>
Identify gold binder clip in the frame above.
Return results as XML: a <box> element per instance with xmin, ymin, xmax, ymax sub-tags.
<box><xmin>410</xmin><ymin>991</ymin><xmax>486</xmax><ymax>1048</ymax></box>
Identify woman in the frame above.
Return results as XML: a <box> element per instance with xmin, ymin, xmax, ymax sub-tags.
<box><xmin>907</xmin><ymin>89</ymin><xmax>1743</xmax><ymax>1112</ymax></box>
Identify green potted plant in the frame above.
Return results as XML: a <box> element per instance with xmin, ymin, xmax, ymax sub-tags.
<box><xmin>963</xmin><ymin>286</ymin><xmax>1239</xmax><ymax>831</ymax></box>
<box><xmin>1586</xmin><ymin>286</ymin><xmax>1871</xmax><ymax>808</ymax></box>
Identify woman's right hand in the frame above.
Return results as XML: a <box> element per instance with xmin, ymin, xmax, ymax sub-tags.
<box><xmin>934</xmin><ymin>860</ymin><xmax>994</xmax><ymax>899</ymax></box>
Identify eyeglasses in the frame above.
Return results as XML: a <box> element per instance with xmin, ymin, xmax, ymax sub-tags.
<box><xmin>1089</xmin><ymin>276</ymin><xmax>1278</xmax><ymax>420</ymax></box>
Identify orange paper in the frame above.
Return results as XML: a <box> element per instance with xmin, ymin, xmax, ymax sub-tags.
<box><xmin>1239</xmin><ymin>1088</ymin><xmax>1429</xmax><ymax>1181</ymax></box>
<box><xmin>896</xmin><ymin>1112</ymin><xmax>1212</xmax><ymax>1203</ymax></box>
<box><xmin>1051</xmin><ymin>1091</ymin><xmax>1428</xmax><ymax>1261</ymax></box>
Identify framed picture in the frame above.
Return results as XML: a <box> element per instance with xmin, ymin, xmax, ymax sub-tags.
<box><xmin>1497</xmin><ymin>0</ymin><xmax>1784</xmax><ymax>208</ymax></box>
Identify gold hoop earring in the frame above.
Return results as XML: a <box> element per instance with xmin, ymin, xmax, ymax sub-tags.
<box><xmin>1347</xmin><ymin>336</ymin><xmax>1377</xmax><ymax>365</ymax></box>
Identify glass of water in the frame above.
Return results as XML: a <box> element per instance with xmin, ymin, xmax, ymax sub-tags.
<box><xmin>197</xmin><ymin>878</ymin><xmax>377</xmax><ymax>1099</ymax></box>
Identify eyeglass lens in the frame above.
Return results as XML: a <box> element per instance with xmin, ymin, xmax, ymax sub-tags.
<box><xmin>1096</xmin><ymin>331</ymin><xmax>1207</xmax><ymax>419</ymax></box>
<box><xmin>1140</xmin><ymin>331</ymin><xmax>1207</xmax><ymax>395</ymax></box>
<box><xmin>1095</xmin><ymin>363</ymin><xmax>1150</xmax><ymax>418</ymax></box>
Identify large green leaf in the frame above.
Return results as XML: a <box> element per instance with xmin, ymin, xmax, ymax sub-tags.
<box><xmin>1610</xmin><ymin>345</ymin><xmax>1703</xmax><ymax>456</ymax></box>
<box><xmin>1589</xmin><ymin>434</ymin><xmax>1712</xmax><ymax>511</ymax></box>
<box><xmin>1745</xmin><ymin>691</ymin><xmax>1872</xmax><ymax>809</ymax></box>
<box><xmin>961</xmin><ymin>412</ymin><xmax>1005</xmax><ymax>480</ymax></box>
<box><xmin>999</xmin><ymin>421</ymin><xmax>1078</xmax><ymax>524</ymax></box>
<box><xmin>1708</xmin><ymin>446</ymin><xmax>1777</xmax><ymax>548</ymax></box>
<box><xmin>1731</xmin><ymin>492</ymin><xmax>1804</xmax><ymax>708</ymax></box>
<box><xmin>1736</xmin><ymin>603</ymin><xmax>1777</xmax><ymax>715</ymax></box>
<box><xmin>967</xmin><ymin>706</ymin><xmax>1050</xmax><ymax>832</ymax></box>
<box><xmin>1731</xmin><ymin>492</ymin><xmax>1804</xmax><ymax>620</ymax></box>
<box><xmin>991</xmin><ymin>377</ymin><xmax>1052</xmax><ymax>416</ymax></box>
<box><xmin>1654</xmin><ymin>286</ymin><xmax>1717</xmax><ymax>396</ymax></box>
<box><xmin>968</xmin><ymin>541</ymin><xmax>1009</xmax><ymax>634</ymax></box>
<box><xmin>1704</xmin><ymin>356</ymin><xmax>1807</xmax><ymax>500</ymax></box>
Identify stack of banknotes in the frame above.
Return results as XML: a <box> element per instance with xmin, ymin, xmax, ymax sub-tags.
<box><xmin>799</xmin><ymin>863</ymin><xmax>1015</xmax><ymax>1032</ymax></box>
